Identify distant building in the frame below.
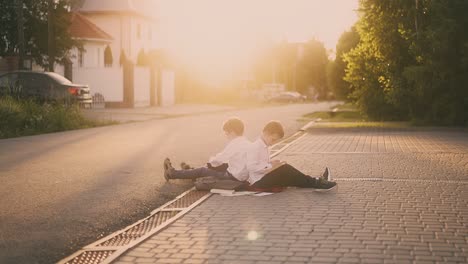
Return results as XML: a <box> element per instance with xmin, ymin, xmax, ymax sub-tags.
<box><xmin>64</xmin><ymin>0</ymin><xmax>174</xmax><ymax>108</ymax></box>
<box><xmin>68</xmin><ymin>12</ymin><xmax>114</xmax><ymax>68</ymax></box>
<box><xmin>2</xmin><ymin>0</ymin><xmax>174</xmax><ymax>107</ymax></box>
<box><xmin>71</xmin><ymin>0</ymin><xmax>158</xmax><ymax>68</ymax></box>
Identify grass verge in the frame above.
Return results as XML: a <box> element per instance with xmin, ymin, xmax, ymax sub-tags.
<box><xmin>0</xmin><ymin>96</ymin><xmax>116</xmax><ymax>139</ymax></box>
<box><xmin>303</xmin><ymin>111</ymin><xmax>366</xmax><ymax>122</ymax></box>
<box><xmin>301</xmin><ymin>102</ymin><xmax>412</xmax><ymax>128</ymax></box>
<box><xmin>330</xmin><ymin>102</ymin><xmax>358</xmax><ymax>111</ymax></box>
<box><xmin>310</xmin><ymin>121</ymin><xmax>412</xmax><ymax>129</ymax></box>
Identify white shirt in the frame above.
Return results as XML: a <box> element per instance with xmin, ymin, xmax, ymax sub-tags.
<box><xmin>209</xmin><ymin>136</ymin><xmax>251</xmax><ymax>181</ymax></box>
<box><xmin>246</xmin><ymin>138</ymin><xmax>272</xmax><ymax>184</ymax></box>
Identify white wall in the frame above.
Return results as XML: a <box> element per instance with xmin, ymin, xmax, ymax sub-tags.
<box><xmin>73</xmin><ymin>67</ymin><xmax>123</xmax><ymax>102</ymax></box>
<box><xmin>54</xmin><ymin>64</ymin><xmax>65</xmax><ymax>76</ymax></box>
<box><xmin>131</xmin><ymin>17</ymin><xmax>154</xmax><ymax>56</ymax></box>
<box><xmin>84</xmin><ymin>13</ymin><xmax>157</xmax><ymax>63</ymax></box>
<box><xmin>70</xmin><ymin>43</ymin><xmax>106</xmax><ymax>69</ymax></box>
<box><xmin>85</xmin><ymin>14</ymin><xmax>123</xmax><ymax>66</ymax></box>
<box><xmin>33</xmin><ymin>63</ymin><xmax>65</xmax><ymax>77</ymax></box>
<box><xmin>161</xmin><ymin>70</ymin><xmax>175</xmax><ymax>106</ymax></box>
<box><xmin>133</xmin><ymin>66</ymin><xmax>150</xmax><ymax>107</ymax></box>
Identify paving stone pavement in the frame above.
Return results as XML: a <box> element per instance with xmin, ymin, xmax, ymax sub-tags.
<box><xmin>114</xmin><ymin>128</ymin><xmax>468</xmax><ymax>264</ymax></box>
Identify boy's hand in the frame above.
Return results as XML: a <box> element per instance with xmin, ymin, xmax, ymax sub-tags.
<box><xmin>265</xmin><ymin>160</ymin><xmax>287</xmax><ymax>173</ymax></box>
<box><xmin>271</xmin><ymin>160</ymin><xmax>283</xmax><ymax>167</ymax></box>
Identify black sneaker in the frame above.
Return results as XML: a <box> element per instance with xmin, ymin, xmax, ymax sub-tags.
<box><xmin>314</xmin><ymin>178</ymin><xmax>337</xmax><ymax>192</ymax></box>
<box><xmin>321</xmin><ymin>167</ymin><xmax>331</xmax><ymax>181</ymax></box>
<box><xmin>163</xmin><ymin>158</ymin><xmax>174</xmax><ymax>181</ymax></box>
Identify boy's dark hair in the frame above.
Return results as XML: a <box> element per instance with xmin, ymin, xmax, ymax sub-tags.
<box><xmin>263</xmin><ymin>120</ymin><xmax>284</xmax><ymax>138</ymax></box>
<box><xmin>223</xmin><ymin>117</ymin><xmax>244</xmax><ymax>136</ymax></box>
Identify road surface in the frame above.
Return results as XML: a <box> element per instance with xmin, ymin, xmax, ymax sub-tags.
<box><xmin>0</xmin><ymin>102</ymin><xmax>333</xmax><ymax>263</ymax></box>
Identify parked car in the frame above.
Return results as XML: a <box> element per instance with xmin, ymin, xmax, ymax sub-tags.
<box><xmin>0</xmin><ymin>71</ymin><xmax>92</xmax><ymax>107</ymax></box>
<box><xmin>266</xmin><ymin>91</ymin><xmax>307</xmax><ymax>103</ymax></box>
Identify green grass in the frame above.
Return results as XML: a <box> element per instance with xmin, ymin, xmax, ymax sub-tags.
<box><xmin>301</xmin><ymin>105</ymin><xmax>413</xmax><ymax>128</ymax></box>
<box><xmin>330</xmin><ymin>102</ymin><xmax>358</xmax><ymax>111</ymax></box>
<box><xmin>0</xmin><ymin>96</ymin><xmax>116</xmax><ymax>139</ymax></box>
<box><xmin>303</xmin><ymin>111</ymin><xmax>366</xmax><ymax>122</ymax></box>
<box><xmin>310</xmin><ymin>121</ymin><xmax>412</xmax><ymax>129</ymax></box>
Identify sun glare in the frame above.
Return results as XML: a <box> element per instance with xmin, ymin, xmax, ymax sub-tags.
<box><xmin>153</xmin><ymin>0</ymin><xmax>358</xmax><ymax>82</ymax></box>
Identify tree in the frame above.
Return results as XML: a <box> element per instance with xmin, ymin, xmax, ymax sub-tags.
<box><xmin>251</xmin><ymin>39</ymin><xmax>329</xmax><ymax>98</ymax></box>
<box><xmin>119</xmin><ymin>49</ymin><xmax>127</xmax><ymax>66</ymax></box>
<box><xmin>327</xmin><ymin>27</ymin><xmax>360</xmax><ymax>100</ymax></box>
<box><xmin>343</xmin><ymin>0</ymin><xmax>468</xmax><ymax>125</ymax></box>
<box><xmin>104</xmin><ymin>45</ymin><xmax>112</xmax><ymax>67</ymax></box>
<box><xmin>404</xmin><ymin>0</ymin><xmax>468</xmax><ymax>125</ymax></box>
<box><xmin>0</xmin><ymin>0</ymin><xmax>81</xmax><ymax>69</ymax></box>
<box><xmin>296</xmin><ymin>39</ymin><xmax>329</xmax><ymax>98</ymax></box>
<box><xmin>137</xmin><ymin>48</ymin><xmax>147</xmax><ymax>66</ymax></box>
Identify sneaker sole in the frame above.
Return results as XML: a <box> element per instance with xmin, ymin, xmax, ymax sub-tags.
<box><xmin>314</xmin><ymin>184</ymin><xmax>337</xmax><ymax>193</ymax></box>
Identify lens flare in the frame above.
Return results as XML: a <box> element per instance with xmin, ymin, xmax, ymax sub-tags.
<box><xmin>247</xmin><ymin>231</ymin><xmax>259</xmax><ymax>241</ymax></box>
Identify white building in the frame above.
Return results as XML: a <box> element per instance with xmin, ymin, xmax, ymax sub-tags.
<box><xmin>75</xmin><ymin>0</ymin><xmax>157</xmax><ymax>67</ymax></box>
<box><xmin>62</xmin><ymin>0</ymin><xmax>175</xmax><ymax>108</ymax></box>
<box><xmin>68</xmin><ymin>12</ymin><xmax>114</xmax><ymax>69</ymax></box>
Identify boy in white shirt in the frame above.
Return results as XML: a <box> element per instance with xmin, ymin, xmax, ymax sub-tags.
<box><xmin>246</xmin><ymin>120</ymin><xmax>337</xmax><ymax>191</ymax></box>
<box><xmin>164</xmin><ymin>117</ymin><xmax>250</xmax><ymax>182</ymax></box>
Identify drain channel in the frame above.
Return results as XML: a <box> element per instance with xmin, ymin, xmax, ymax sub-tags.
<box><xmin>58</xmin><ymin>189</ymin><xmax>211</xmax><ymax>264</ymax></box>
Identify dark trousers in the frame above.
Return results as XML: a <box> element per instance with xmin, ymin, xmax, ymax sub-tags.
<box><xmin>251</xmin><ymin>164</ymin><xmax>319</xmax><ymax>189</ymax></box>
<box><xmin>171</xmin><ymin>166</ymin><xmax>236</xmax><ymax>180</ymax></box>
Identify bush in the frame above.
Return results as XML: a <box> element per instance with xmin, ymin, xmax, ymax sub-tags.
<box><xmin>0</xmin><ymin>96</ymin><xmax>104</xmax><ymax>139</ymax></box>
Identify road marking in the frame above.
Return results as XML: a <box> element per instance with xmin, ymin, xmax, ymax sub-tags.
<box><xmin>335</xmin><ymin>178</ymin><xmax>468</xmax><ymax>184</ymax></box>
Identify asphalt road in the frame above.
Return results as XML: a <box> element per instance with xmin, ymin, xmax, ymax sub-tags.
<box><xmin>0</xmin><ymin>102</ymin><xmax>333</xmax><ymax>263</ymax></box>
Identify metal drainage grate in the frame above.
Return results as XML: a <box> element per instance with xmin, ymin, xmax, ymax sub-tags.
<box><xmin>63</xmin><ymin>250</ymin><xmax>115</xmax><ymax>264</ymax></box>
<box><xmin>97</xmin><ymin>211</ymin><xmax>180</xmax><ymax>247</ymax></box>
<box><xmin>59</xmin><ymin>189</ymin><xmax>212</xmax><ymax>264</ymax></box>
<box><xmin>164</xmin><ymin>190</ymin><xmax>209</xmax><ymax>209</ymax></box>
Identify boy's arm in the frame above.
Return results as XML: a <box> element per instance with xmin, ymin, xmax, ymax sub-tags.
<box><xmin>264</xmin><ymin>161</ymin><xmax>287</xmax><ymax>174</ymax></box>
<box><xmin>208</xmin><ymin>143</ymin><xmax>233</xmax><ymax>166</ymax></box>
<box><xmin>246</xmin><ymin>146</ymin><xmax>271</xmax><ymax>174</ymax></box>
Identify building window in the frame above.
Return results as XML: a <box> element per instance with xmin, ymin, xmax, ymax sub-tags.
<box><xmin>97</xmin><ymin>48</ymin><xmax>101</xmax><ymax>67</ymax></box>
<box><xmin>78</xmin><ymin>50</ymin><xmax>84</xmax><ymax>67</ymax></box>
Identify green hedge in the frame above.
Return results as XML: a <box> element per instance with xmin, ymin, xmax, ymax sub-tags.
<box><xmin>0</xmin><ymin>96</ymin><xmax>106</xmax><ymax>139</ymax></box>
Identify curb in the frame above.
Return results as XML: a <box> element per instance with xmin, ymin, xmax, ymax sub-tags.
<box><xmin>58</xmin><ymin>128</ymin><xmax>307</xmax><ymax>264</ymax></box>
<box><xmin>57</xmin><ymin>188</ymin><xmax>211</xmax><ymax>264</ymax></box>
<box><xmin>299</xmin><ymin>118</ymin><xmax>321</xmax><ymax>131</ymax></box>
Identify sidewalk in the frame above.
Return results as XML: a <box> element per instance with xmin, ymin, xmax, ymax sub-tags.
<box><xmin>114</xmin><ymin>127</ymin><xmax>468</xmax><ymax>264</ymax></box>
<box><xmin>81</xmin><ymin>104</ymin><xmax>238</xmax><ymax>122</ymax></box>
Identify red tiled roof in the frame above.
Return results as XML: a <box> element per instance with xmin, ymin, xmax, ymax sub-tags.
<box><xmin>69</xmin><ymin>12</ymin><xmax>113</xmax><ymax>41</ymax></box>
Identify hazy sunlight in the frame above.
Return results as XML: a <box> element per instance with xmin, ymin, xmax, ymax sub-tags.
<box><xmin>153</xmin><ymin>0</ymin><xmax>358</xmax><ymax>81</ymax></box>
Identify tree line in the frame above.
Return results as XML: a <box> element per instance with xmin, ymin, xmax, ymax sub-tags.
<box><xmin>0</xmin><ymin>0</ymin><xmax>82</xmax><ymax>69</ymax></box>
<box><xmin>330</xmin><ymin>0</ymin><xmax>468</xmax><ymax>126</ymax></box>
<box><xmin>2</xmin><ymin>0</ymin><xmax>467</xmax><ymax>126</ymax></box>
